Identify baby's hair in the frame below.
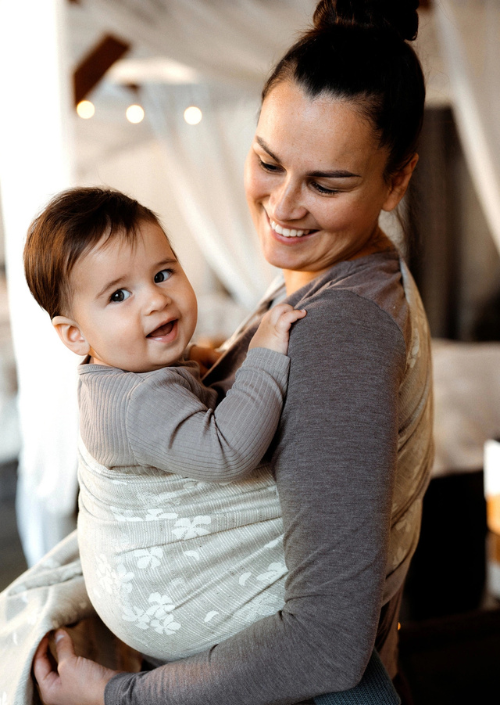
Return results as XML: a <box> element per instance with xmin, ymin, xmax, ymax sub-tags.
<box><xmin>24</xmin><ymin>187</ymin><xmax>167</xmax><ymax>319</ymax></box>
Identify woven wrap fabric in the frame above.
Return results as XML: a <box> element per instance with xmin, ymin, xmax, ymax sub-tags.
<box><xmin>0</xmin><ymin>531</ymin><xmax>142</xmax><ymax>705</ymax></box>
<box><xmin>78</xmin><ymin>441</ymin><xmax>286</xmax><ymax>661</ymax></box>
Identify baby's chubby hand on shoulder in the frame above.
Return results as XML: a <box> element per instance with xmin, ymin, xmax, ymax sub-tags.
<box><xmin>249</xmin><ymin>303</ymin><xmax>306</xmax><ymax>356</ymax></box>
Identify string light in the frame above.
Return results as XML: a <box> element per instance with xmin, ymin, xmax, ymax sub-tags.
<box><xmin>184</xmin><ymin>106</ymin><xmax>202</xmax><ymax>125</ymax></box>
<box><xmin>76</xmin><ymin>100</ymin><xmax>95</xmax><ymax>119</ymax></box>
<box><xmin>126</xmin><ymin>104</ymin><xmax>145</xmax><ymax>124</ymax></box>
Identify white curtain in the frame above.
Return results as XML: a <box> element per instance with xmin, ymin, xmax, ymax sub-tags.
<box><xmin>83</xmin><ymin>0</ymin><xmax>316</xmax><ymax>88</ymax></box>
<box><xmin>0</xmin><ymin>0</ymin><xmax>78</xmax><ymax>566</ymax></box>
<box><xmin>142</xmin><ymin>83</ymin><xmax>273</xmax><ymax>309</ymax></box>
<box><xmin>436</xmin><ymin>0</ymin><xmax>500</xmax><ymax>255</ymax></box>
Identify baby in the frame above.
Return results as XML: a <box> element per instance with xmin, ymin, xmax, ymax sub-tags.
<box><xmin>24</xmin><ymin>187</ymin><xmax>305</xmax><ymax>664</ymax></box>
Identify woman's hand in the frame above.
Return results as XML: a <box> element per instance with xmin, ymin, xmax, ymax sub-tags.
<box><xmin>33</xmin><ymin>629</ymin><xmax>118</xmax><ymax>705</ymax></box>
<box><xmin>188</xmin><ymin>344</ymin><xmax>222</xmax><ymax>375</ymax></box>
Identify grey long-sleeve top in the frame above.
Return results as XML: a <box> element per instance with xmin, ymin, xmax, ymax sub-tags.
<box><xmin>106</xmin><ymin>250</ymin><xmax>434</xmax><ymax>705</ymax></box>
<box><xmin>78</xmin><ymin>347</ymin><xmax>289</xmax><ymax>481</ymax></box>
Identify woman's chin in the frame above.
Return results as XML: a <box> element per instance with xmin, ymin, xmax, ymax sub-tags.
<box><xmin>260</xmin><ymin>239</ymin><xmax>326</xmax><ymax>273</ymax></box>
<box><xmin>260</xmin><ymin>236</ymin><xmax>310</xmax><ymax>270</ymax></box>
<box><xmin>262</xmin><ymin>248</ymin><xmax>300</xmax><ymax>271</ymax></box>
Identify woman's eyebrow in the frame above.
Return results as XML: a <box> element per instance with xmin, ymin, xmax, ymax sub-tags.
<box><xmin>256</xmin><ymin>137</ymin><xmax>360</xmax><ymax>178</ymax></box>
<box><xmin>256</xmin><ymin>136</ymin><xmax>282</xmax><ymax>163</ymax></box>
<box><xmin>308</xmin><ymin>169</ymin><xmax>361</xmax><ymax>178</ymax></box>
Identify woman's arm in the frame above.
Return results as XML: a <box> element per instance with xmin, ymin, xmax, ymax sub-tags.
<box><xmin>106</xmin><ymin>290</ymin><xmax>407</xmax><ymax>704</ymax></box>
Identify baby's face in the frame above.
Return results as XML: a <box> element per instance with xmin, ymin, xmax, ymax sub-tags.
<box><xmin>68</xmin><ymin>221</ymin><xmax>197</xmax><ymax>372</ymax></box>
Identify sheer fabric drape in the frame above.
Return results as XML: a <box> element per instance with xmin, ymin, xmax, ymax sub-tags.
<box><xmin>436</xmin><ymin>0</ymin><xmax>500</xmax><ymax>255</ymax></box>
<box><xmin>141</xmin><ymin>83</ymin><xmax>273</xmax><ymax>308</ymax></box>
<box><xmin>83</xmin><ymin>0</ymin><xmax>316</xmax><ymax>88</ymax></box>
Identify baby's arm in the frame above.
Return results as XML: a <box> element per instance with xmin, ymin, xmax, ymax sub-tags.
<box><xmin>127</xmin><ymin>307</ymin><xmax>305</xmax><ymax>482</ymax></box>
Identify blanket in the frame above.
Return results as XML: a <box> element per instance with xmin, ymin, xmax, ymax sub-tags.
<box><xmin>0</xmin><ymin>531</ymin><xmax>141</xmax><ymax>705</ymax></box>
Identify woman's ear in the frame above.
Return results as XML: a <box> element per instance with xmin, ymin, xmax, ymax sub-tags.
<box><xmin>382</xmin><ymin>154</ymin><xmax>419</xmax><ymax>212</ymax></box>
<box><xmin>52</xmin><ymin>316</ymin><xmax>90</xmax><ymax>356</ymax></box>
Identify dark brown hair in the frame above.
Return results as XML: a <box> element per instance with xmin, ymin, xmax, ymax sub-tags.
<box><xmin>24</xmin><ymin>187</ymin><xmax>165</xmax><ymax>318</ymax></box>
<box><xmin>262</xmin><ymin>0</ymin><xmax>425</xmax><ymax>178</ymax></box>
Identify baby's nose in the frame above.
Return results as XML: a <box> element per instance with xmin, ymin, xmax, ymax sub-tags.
<box><xmin>146</xmin><ymin>288</ymin><xmax>171</xmax><ymax>313</ymax></box>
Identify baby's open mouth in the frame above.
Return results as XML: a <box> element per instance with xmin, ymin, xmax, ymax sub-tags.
<box><xmin>148</xmin><ymin>320</ymin><xmax>176</xmax><ymax>338</ymax></box>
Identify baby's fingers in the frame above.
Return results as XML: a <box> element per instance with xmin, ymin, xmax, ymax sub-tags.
<box><xmin>275</xmin><ymin>307</ymin><xmax>307</xmax><ymax>333</ymax></box>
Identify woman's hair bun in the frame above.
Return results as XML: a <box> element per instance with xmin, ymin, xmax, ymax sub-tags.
<box><xmin>313</xmin><ymin>0</ymin><xmax>420</xmax><ymax>42</ymax></box>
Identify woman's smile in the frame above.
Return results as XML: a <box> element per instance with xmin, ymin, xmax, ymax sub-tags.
<box><xmin>267</xmin><ymin>212</ymin><xmax>317</xmax><ymax>244</ymax></box>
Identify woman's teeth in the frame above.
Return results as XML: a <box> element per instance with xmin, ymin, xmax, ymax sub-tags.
<box><xmin>270</xmin><ymin>219</ymin><xmax>310</xmax><ymax>238</ymax></box>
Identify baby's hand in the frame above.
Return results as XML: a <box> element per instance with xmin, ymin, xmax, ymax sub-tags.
<box><xmin>249</xmin><ymin>304</ymin><xmax>306</xmax><ymax>355</ymax></box>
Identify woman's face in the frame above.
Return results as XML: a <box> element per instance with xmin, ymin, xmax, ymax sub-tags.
<box><xmin>244</xmin><ymin>81</ymin><xmax>409</xmax><ymax>288</ymax></box>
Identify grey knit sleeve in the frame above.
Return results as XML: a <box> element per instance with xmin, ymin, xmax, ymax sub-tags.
<box><xmin>127</xmin><ymin>347</ymin><xmax>289</xmax><ymax>481</ymax></box>
<box><xmin>105</xmin><ymin>291</ymin><xmax>407</xmax><ymax>705</ymax></box>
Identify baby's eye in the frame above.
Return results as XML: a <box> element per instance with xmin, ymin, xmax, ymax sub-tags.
<box><xmin>154</xmin><ymin>269</ymin><xmax>172</xmax><ymax>283</ymax></box>
<box><xmin>110</xmin><ymin>289</ymin><xmax>130</xmax><ymax>303</ymax></box>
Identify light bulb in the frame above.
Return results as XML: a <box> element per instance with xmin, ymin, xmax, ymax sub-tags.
<box><xmin>76</xmin><ymin>100</ymin><xmax>95</xmax><ymax>119</ymax></box>
<box><xmin>126</xmin><ymin>104</ymin><xmax>145</xmax><ymax>124</ymax></box>
<box><xmin>184</xmin><ymin>106</ymin><xmax>202</xmax><ymax>125</ymax></box>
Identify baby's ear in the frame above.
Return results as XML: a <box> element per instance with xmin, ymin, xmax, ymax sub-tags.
<box><xmin>52</xmin><ymin>316</ymin><xmax>90</xmax><ymax>356</ymax></box>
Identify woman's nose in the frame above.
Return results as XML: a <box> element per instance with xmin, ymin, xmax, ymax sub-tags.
<box><xmin>270</xmin><ymin>178</ymin><xmax>307</xmax><ymax>222</ymax></box>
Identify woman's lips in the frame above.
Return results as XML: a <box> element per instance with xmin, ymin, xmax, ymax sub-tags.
<box><xmin>266</xmin><ymin>214</ymin><xmax>318</xmax><ymax>245</ymax></box>
<box><xmin>147</xmin><ymin>320</ymin><xmax>177</xmax><ymax>340</ymax></box>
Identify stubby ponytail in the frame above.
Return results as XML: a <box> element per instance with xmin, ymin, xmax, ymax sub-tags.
<box><xmin>263</xmin><ymin>0</ymin><xmax>425</xmax><ymax>178</ymax></box>
<box><xmin>313</xmin><ymin>0</ymin><xmax>419</xmax><ymax>41</ymax></box>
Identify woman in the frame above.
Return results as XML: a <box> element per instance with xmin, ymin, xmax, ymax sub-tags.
<box><xmin>33</xmin><ymin>0</ymin><xmax>432</xmax><ymax>702</ymax></box>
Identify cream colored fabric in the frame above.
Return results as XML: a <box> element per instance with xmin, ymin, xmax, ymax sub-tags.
<box><xmin>78</xmin><ymin>441</ymin><xmax>286</xmax><ymax>662</ymax></box>
<box><xmin>382</xmin><ymin>259</ymin><xmax>434</xmax><ymax>604</ymax></box>
<box><xmin>0</xmin><ymin>531</ymin><xmax>141</xmax><ymax>705</ymax></box>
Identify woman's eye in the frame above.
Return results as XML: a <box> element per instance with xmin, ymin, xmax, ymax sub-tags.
<box><xmin>259</xmin><ymin>158</ymin><xmax>282</xmax><ymax>173</ymax></box>
<box><xmin>312</xmin><ymin>182</ymin><xmax>340</xmax><ymax>195</ymax></box>
<box><xmin>110</xmin><ymin>289</ymin><xmax>130</xmax><ymax>303</ymax></box>
<box><xmin>154</xmin><ymin>269</ymin><xmax>172</xmax><ymax>284</ymax></box>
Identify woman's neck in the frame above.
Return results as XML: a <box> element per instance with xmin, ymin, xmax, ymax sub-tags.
<box><xmin>283</xmin><ymin>228</ymin><xmax>394</xmax><ymax>296</ymax></box>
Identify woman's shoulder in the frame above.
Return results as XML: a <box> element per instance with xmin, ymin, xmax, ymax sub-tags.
<box><xmin>288</xmin><ymin>249</ymin><xmax>410</xmax><ymax>342</ymax></box>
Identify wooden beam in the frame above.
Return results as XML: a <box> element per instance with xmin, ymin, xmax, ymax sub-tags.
<box><xmin>73</xmin><ymin>34</ymin><xmax>130</xmax><ymax>105</ymax></box>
